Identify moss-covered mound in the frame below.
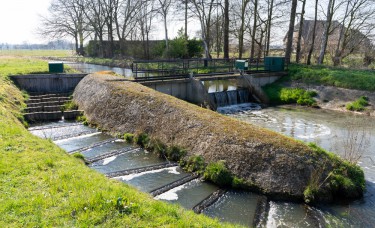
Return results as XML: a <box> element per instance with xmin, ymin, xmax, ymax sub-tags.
<box><xmin>74</xmin><ymin>74</ymin><xmax>365</xmax><ymax>203</ymax></box>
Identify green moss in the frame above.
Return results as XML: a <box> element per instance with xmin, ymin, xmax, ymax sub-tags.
<box><xmin>204</xmin><ymin>161</ymin><xmax>233</xmax><ymax>187</ymax></box>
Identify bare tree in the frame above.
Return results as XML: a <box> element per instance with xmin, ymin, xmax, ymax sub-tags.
<box><xmin>157</xmin><ymin>0</ymin><xmax>173</xmax><ymax>51</ymax></box>
<box><xmin>295</xmin><ymin>0</ymin><xmax>306</xmax><ymax>63</ymax></box>
<box><xmin>190</xmin><ymin>0</ymin><xmax>216</xmax><ymax>58</ymax></box>
<box><xmin>40</xmin><ymin>0</ymin><xmax>88</xmax><ymax>55</ymax></box>
<box><xmin>250</xmin><ymin>0</ymin><xmax>259</xmax><ymax>59</ymax></box>
<box><xmin>223</xmin><ymin>0</ymin><xmax>229</xmax><ymax>58</ymax></box>
<box><xmin>307</xmin><ymin>0</ymin><xmax>318</xmax><ymax>65</ymax></box>
<box><xmin>285</xmin><ymin>0</ymin><xmax>298</xmax><ymax>64</ymax></box>
<box><xmin>317</xmin><ymin>0</ymin><xmax>335</xmax><ymax>64</ymax></box>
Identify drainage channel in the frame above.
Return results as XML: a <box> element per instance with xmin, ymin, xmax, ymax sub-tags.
<box><xmin>29</xmin><ymin>120</ymin><xmax>265</xmax><ymax>227</ymax></box>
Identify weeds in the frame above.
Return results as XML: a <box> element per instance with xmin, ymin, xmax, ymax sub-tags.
<box><xmin>263</xmin><ymin>84</ymin><xmax>317</xmax><ymax>106</ymax></box>
<box><xmin>204</xmin><ymin>160</ymin><xmax>233</xmax><ymax>187</ymax></box>
<box><xmin>61</xmin><ymin>100</ymin><xmax>78</xmax><ymax>111</ymax></box>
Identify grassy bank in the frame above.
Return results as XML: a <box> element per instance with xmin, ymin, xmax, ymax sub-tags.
<box><xmin>0</xmin><ymin>57</ymin><xmax>232</xmax><ymax>227</ymax></box>
<box><xmin>288</xmin><ymin>64</ymin><xmax>375</xmax><ymax>91</ymax></box>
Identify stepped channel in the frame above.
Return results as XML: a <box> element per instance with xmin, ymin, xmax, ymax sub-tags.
<box><xmin>28</xmin><ymin>118</ymin><xmax>265</xmax><ymax>227</ymax></box>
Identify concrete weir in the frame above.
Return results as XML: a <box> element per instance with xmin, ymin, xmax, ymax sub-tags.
<box><xmin>73</xmin><ymin>73</ymin><xmax>363</xmax><ymax>202</ymax></box>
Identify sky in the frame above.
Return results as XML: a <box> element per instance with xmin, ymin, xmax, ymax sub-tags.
<box><xmin>0</xmin><ymin>0</ymin><xmax>51</xmax><ymax>44</ymax></box>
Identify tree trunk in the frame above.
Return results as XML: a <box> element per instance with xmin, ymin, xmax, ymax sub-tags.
<box><xmin>223</xmin><ymin>0</ymin><xmax>229</xmax><ymax>59</ymax></box>
<box><xmin>250</xmin><ymin>0</ymin><xmax>258</xmax><ymax>59</ymax></box>
<box><xmin>333</xmin><ymin>0</ymin><xmax>349</xmax><ymax>66</ymax></box>
<box><xmin>239</xmin><ymin>0</ymin><xmax>249</xmax><ymax>59</ymax></box>
<box><xmin>185</xmin><ymin>0</ymin><xmax>188</xmax><ymax>38</ymax></box>
<box><xmin>295</xmin><ymin>0</ymin><xmax>306</xmax><ymax>63</ymax></box>
<box><xmin>285</xmin><ymin>0</ymin><xmax>298</xmax><ymax>64</ymax></box>
<box><xmin>318</xmin><ymin>0</ymin><xmax>334</xmax><ymax>65</ymax></box>
<box><xmin>164</xmin><ymin>14</ymin><xmax>169</xmax><ymax>51</ymax></box>
<box><xmin>265</xmin><ymin>0</ymin><xmax>274</xmax><ymax>56</ymax></box>
<box><xmin>307</xmin><ymin>0</ymin><xmax>318</xmax><ymax>65</ymax></box>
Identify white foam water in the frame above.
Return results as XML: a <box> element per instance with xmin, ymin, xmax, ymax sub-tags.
<box><xmin>113</xmin><ymin>166</ymin><xmax>180</xmax><ymax>181</ymax></box>
<box><xmin>102</xmin><ymin>156</ymin><xmax>117</xmax><ymax>165</ymax></box>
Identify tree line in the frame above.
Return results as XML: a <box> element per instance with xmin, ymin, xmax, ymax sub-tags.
<box><xmin>40</xmin><ymin>0</ymin><xmax>375</xmax><ymax>66</ymax></box>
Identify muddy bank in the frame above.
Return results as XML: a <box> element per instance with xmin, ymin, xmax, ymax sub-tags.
<box><xmin>290</xmin><ymin>82</ymin><xmax>375</xmax><ymax>116</ymax></box>
<box><xmin>73</xmin><ymin>73</ymin><xmax>364</xmax><ymax>202</ymax></box>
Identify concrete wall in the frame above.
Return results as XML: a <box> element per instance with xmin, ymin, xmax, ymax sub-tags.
<box><xmin>10</xmin><ymin>74</ymin><xmax>87</xmax><ymax>93</ymax></box>
<box><xmin>140</xmin><ymin>78</ymin><xmax>213</xmax><ymax>108</ymax></box>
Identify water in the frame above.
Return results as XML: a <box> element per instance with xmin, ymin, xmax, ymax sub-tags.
<box><xmin>81</xmin><ymin>140</ymin><xmax>133</xmax><ymax>159</ymax></box>
<box><xmin>224</xmin><ymin>105</ymin><xmax>375</xmax><ymax>226</ymax></box>
<box><xmin>155</xmin><ymin>179</ymin><xmax>220</xmax><ymax>209</ymax></box>
<box><xmin>202</xmin><ymin>80</ymin><xmax>238</xmax><ymax>93</ymax></box>
<box><xmin>203</xmin><ymin>190</ymin><xmax>260</xmax><ymax>227</ymax></box>
<box><xmin>114</xmin><ymin>166</ymin><xmax>190</xmax><ymax>192</ymax></box>
<box><xmin>89</xmin><ymin>149</ymin><xmax>165</xmax><ymax>174</ymax></box>
<box><xmin>65</xmin><ymin>62</ymin><xmax>133</xmax><ymax>78</ymax></box>
<box><xmin>30</xmin><ymin>124</ymin><xmax>96</xmax><ymax>140</ymax></box>
<box><xmin>210</xmin><ymin>89</ymin><xmax>252</xmax><ymax>107</ymax></box>
<box><xmin>54</xmin><ymin>132</ymin><xmax>112</xmax><ymax>152</ymax></box>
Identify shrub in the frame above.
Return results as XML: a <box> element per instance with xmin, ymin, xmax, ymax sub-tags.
<box><xmin>61</xmin><ymin>100</ymin><xmax>78</xmax><ymax>111</ymax></box>
<box><xmin>148</xmin><ymin>138</ymin><xmax>167</xmax><ymax>158</ymax></box>
<box><xmin>263</xmin><ymin>84</ymin><xmax>317</xmax><ymax>106</ymax></box>
<box><xmin>203</xmin><ymin>161</ymin><xmax>233</xmax><ymax>187</ymax></box>
<box><xmin>185</xmin><ymin>155</ymin><xmax>205</xmax><ymax>174</ymax></box>
<box><xmin>134</xmin><ymin>132</ymin><xmax>150</xmax><ymax>148</ymax></box>
<box><xmin>166</xmin><ymin>145</ymin><xmax>187</xmax><ymax>162</ymax></box>
<box><xmin>123</xmin><ymin>133</ymin><xmax>134</xmax><ymax>144</ymax></box>
<box><xmin>76</xmin><ymin>115</ymin><xmax>88</xmax><ymax>125</ymax></box>
<box><xmin>346</xmin><ymin>96</ymin><xmax>369</xmax><ymax>112</ymax></box>
<box><xmin>73</xmin><ymin>153</ymin><xmax>85</xmax><ymax>161</ymax></box>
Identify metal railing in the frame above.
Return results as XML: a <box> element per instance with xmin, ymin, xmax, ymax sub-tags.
<box><xmin>131</xmin><ymin>58</ymin><xmax>287</xmax><ymax>82</ymax></box>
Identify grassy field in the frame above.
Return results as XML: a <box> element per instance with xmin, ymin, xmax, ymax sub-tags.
<box><xmin>288</xmin><ymin>64</ymin><xmax>375</xmax><ymax>91</ymax></box>
<box><xmin>0</xmin><ymin>49</ymin><xmax>74</xmax><ymax>57</ymax></box>
<box><xmin>0</xmin><ymin>56</ymin><xmax>233</xmax><ymax>227</ymax></box>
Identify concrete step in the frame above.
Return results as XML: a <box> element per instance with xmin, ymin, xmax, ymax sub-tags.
<box><xmin>27</xmin><ymin>101</ymin><xmax>67</xmax><ymax>108</ymax></box>
<box><xmin>63</xmin><ymin>110</ymin><xmax>84</xmax><ymax>120</ymax></box>
<box><xmin>44</xmin><ymin>105</ymin><xmax>64</xmax><ymax>112</ymax></box>
<box><xmin>29</xmin><ymin>93</ymin><xmax>71</xmax><ymax>99</ymax></box>
<box><xmin>24</xmin><ymin>112</ymin><xmax>63</xmax><ymax>122</ymax></box>
<box><xmin>24</xmin><ymin>106</ymin><xmax>43</xmax><ymax>113</ymax></box>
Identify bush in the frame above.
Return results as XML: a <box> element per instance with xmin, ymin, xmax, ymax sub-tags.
<box><xmin>264</xmin><ymin>84</ymin><xmax>317</xmax><ymax>106</ymax></box>
<box><xmin>346</xmin><ymin>96</ymin><xmax>369</xmax><ymax>112</ymax></box>
<box><xmin>166</xmin><ymin>145</ymin><xmax>187</xmax><ymax>162</ymax></box>
<box><xmin>61</xmin><ymin>100</ymin><xmax>78</xmax><ymax>111</ymax></box>
<box><xmin>76</xmin><ymin>115</ymin><xmax>88</xmax><ymax>125</ymax></box>
<box><xmin>185</xmin><ymin>155</ymin><xmax>205</xmax><ymax>174</ymax></box>
<box><xmin>148</xmin><ymin>138</ymin><xmax>167</xmax><ymax>158</ymax></box>
<box><xmin>203</xmin><ymin>161</ymin><xmax>233</xmax><ymax>187</ymax></box>
<box><xmin>134</xmin><ymin>132</ymin><xmax>150</xmax><ymax>148</ymax></box>
<box><xmin>123</xmin><ymin>133</ymin><xmax>134</xmax><ymax>144</ymax></box>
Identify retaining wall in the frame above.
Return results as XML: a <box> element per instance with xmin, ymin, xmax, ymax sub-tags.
<box><xmin>10</xmin><ymin>74</ymin><xmax>87</xmax><ymax>93</ymax></box>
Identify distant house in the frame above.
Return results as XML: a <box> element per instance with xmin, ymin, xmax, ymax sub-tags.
<box><xmin>284</xmin><ymin>20</ymin><xmax>372</xmax><ymax>58</ymax></box>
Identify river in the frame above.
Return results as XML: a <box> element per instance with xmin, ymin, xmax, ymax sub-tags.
<box><xmin>223</xmin><ymin>105</ymin><xmax>375</xmax><ymax>227</ymax></box>
<box><xmin>64</xmin><ymin>62</ymin><xmax>375</xmax><ymax>226</ymax></box>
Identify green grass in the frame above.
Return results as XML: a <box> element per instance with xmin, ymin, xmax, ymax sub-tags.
<box><xmin>288</xmin><ymin>64</ymin><xmax>375</xmax><ymax>91</ymax></box>
<box><xmin>0</xmin><ymin>49</ymin><xmax>74</xmax><ymax>57</ymax></box>
<box><xmin>346</xmin><ymin>96</ymin><xmax>369</xmax><ymax>112</ymax></box>
<box><xmin>0</xmin><ymin>56</ymin><xmax>235</xmax><ymax>227</ymax></box>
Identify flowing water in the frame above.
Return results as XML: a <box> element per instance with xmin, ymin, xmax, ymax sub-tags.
<box><xmin>113</xmin><ymin>166</ymin><xmax>190</xmax><ymax>193</ymax></box>
<box><xmin>155</xmin><ymin>179</ymin><xmax>220</xmax><ymax>209</ymax></box>
<box><xmin>89</xmin><ymin>149</ymin><xmax>165</xmax><ymax>174</ymax></box>
<box><xmin>221</xmin><ymin>105</ymin><xmax>375</xmax><ymax>227</ymax></box>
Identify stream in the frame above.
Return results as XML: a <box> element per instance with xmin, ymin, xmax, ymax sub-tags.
<box><xmin>53</xmin><ymin>62</ymin><xmax>375</xmax><ymax>226</ymax></box>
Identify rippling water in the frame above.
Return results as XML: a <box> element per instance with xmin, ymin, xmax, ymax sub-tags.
<box><xmin>224</xmin><ymin>105</ymin><xmax>375</xmax><ymax>227</ymax></box>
